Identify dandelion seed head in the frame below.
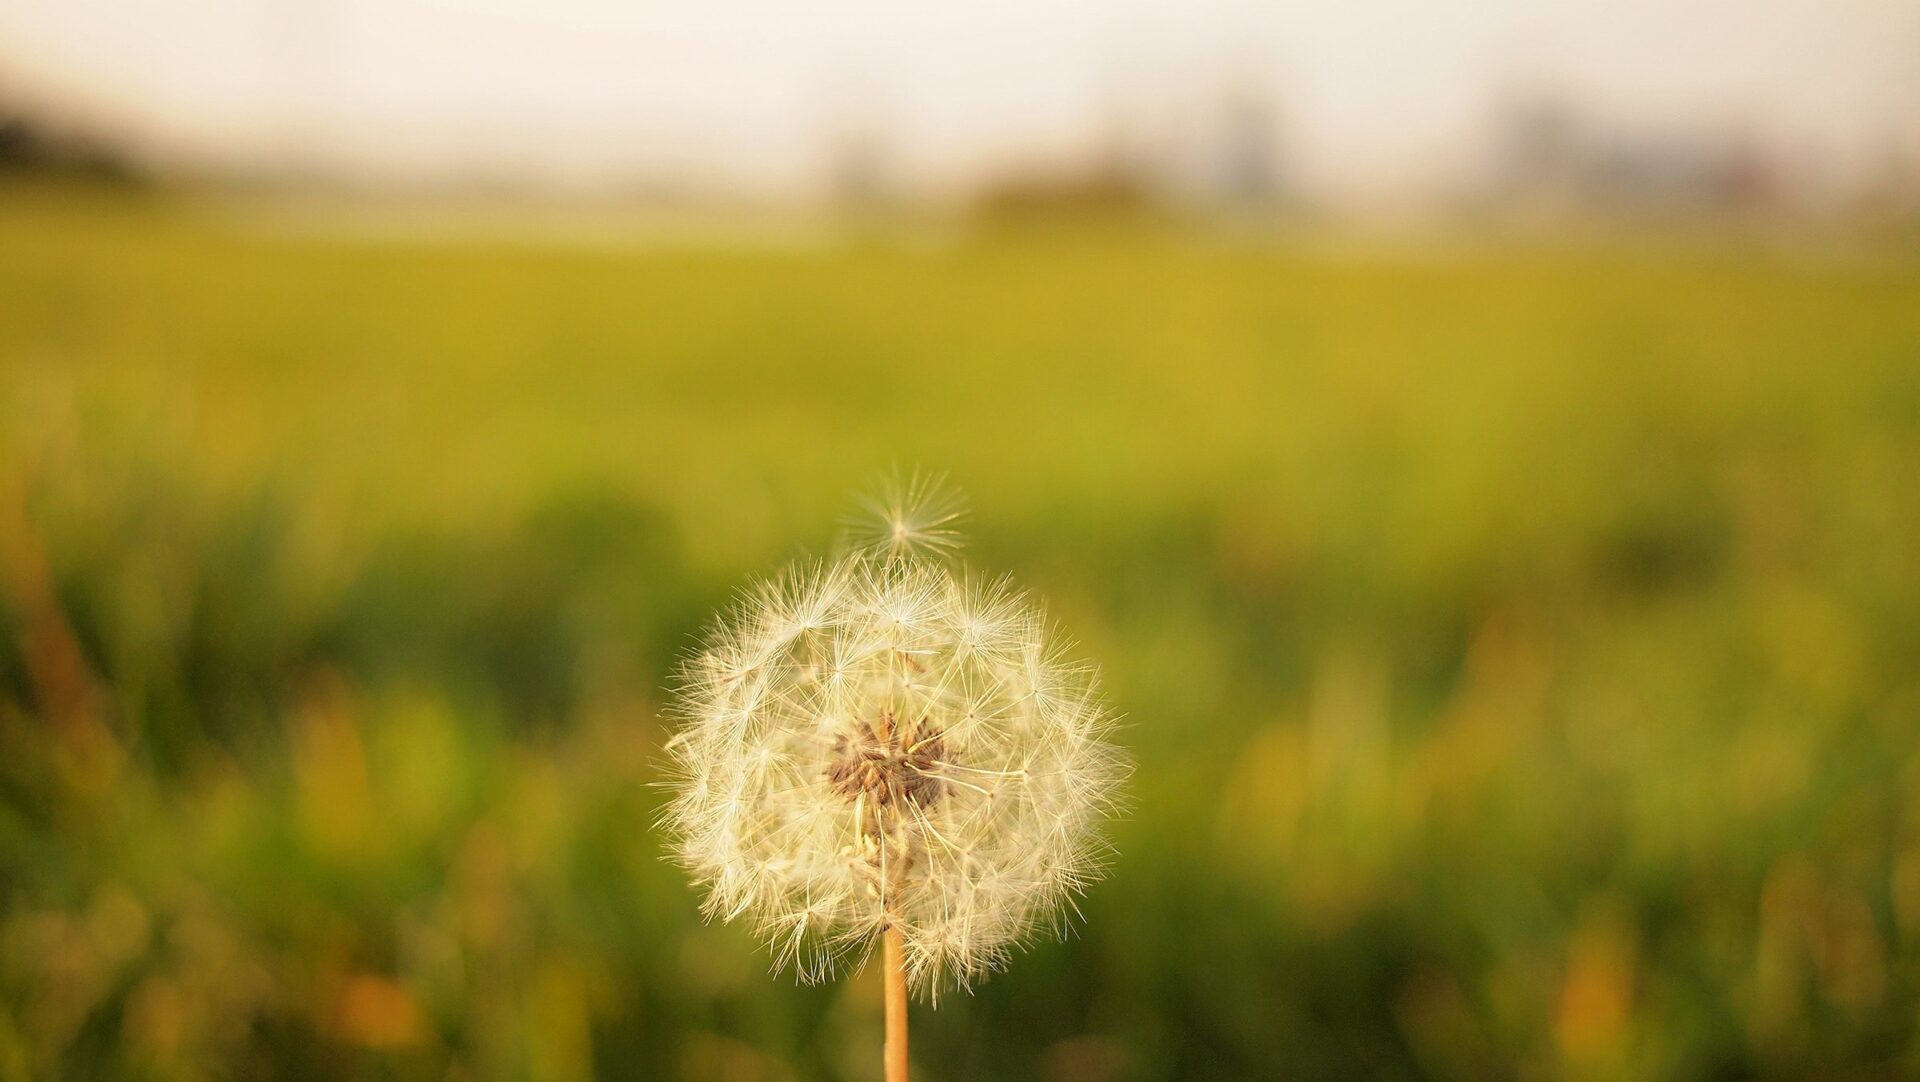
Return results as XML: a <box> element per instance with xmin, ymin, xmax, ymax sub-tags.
<box><xmin>662</xmin><ymin>499</ymin><xmax>1125</xmax><ymax>1000</ymax></box>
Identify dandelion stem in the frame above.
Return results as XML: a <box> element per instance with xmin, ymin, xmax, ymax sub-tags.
<box><xmin>873</xmin><ymin>703</ymin><xmax>910</xmax><ymax>1081</ymax></box>
<box><xmin>884</xmin><ymin>924</ymin><xmax>910</xmax><ymax>1082</ymax></box>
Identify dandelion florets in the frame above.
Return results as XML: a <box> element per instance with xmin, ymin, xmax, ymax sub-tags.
<box><xmin>661</xmin><ymin>482</ymin><xmax>1126</xmax><ymax>999</ymax></box>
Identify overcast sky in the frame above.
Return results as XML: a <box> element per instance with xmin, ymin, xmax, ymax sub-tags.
<box><xmin>3</xmin><ymin>0</ymin><xmax>1917</xmax><ymax>197</ymax></box>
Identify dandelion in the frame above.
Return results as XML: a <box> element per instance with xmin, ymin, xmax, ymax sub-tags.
<box><xmin>661</xmin><ymin>476</ymin><xmax>1126</xmax><ymax>1081</ymax></box>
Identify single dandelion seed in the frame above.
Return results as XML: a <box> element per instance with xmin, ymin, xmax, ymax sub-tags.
<box><xmin>661</xmin><ymin>477</ymin><xmax>1126</xmax><ymax>1082</ymax></box>
<box><xmin>841</xmin><ymin>468</ymin><xmax>971</xmax><ymax>562</ymax></box>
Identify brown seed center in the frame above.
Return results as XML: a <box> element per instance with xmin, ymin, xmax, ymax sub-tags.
<box><xmin>825</xmin><ymin>710</ymin><xmax>947</xmax><ymax>810</ymax></box>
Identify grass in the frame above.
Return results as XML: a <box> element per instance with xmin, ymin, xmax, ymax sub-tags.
<box><xmin>3</xmin><ymin>186</ymin><xmax>1920</xmax><ymax>1079</ymax></box>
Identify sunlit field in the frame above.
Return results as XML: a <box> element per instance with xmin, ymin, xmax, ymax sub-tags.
<box><xmin>3</xmin><ymin>188</ymin><xmax>1919</xmax><ymax>1079</ymax></box>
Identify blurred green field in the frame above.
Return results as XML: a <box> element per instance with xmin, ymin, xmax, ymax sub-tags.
<box><xmin>3</xmin><ymin>188</ymin><xmax>1920</xmax><ymax>1080</ymax></box>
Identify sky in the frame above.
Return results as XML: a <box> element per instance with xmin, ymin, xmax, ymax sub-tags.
<box><xmin>2</xmin><ymin>0</ymin><xmax>1917</xmax><ymax>199</ymax></box>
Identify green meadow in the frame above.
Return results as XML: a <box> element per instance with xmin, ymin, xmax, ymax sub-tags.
<box><xmin>3</xmin><ymin>188</ymin><xmax>1920</xmax><ymax>1079</ymax></box>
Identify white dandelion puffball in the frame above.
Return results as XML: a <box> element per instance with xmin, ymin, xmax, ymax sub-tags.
<box><xmin>662</xmin><ymin>482</ymin><xmax>1126</xmax><ymax>998</ymax></box>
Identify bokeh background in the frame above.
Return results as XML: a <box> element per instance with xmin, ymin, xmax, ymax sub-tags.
<box><xmin>4</xmin><ymin>2</ymin><xmax>1920</xmax><ymax>1079</ymax></box>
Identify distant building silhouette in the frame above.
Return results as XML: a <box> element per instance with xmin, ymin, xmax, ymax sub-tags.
<box><xmin>827</xmin><ymin>122</ymin><xmax>893</xmax><ymax>210</ymax></box>
<box><xmin>1486</xmin><ymin>90</ymin><xmax>1786</xmax><ymax>218</ymax></box>
<box><xmin>1214</xmin><ymin>83</ymin><xmax>1285</xmax><ymax>207</ymax></box>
